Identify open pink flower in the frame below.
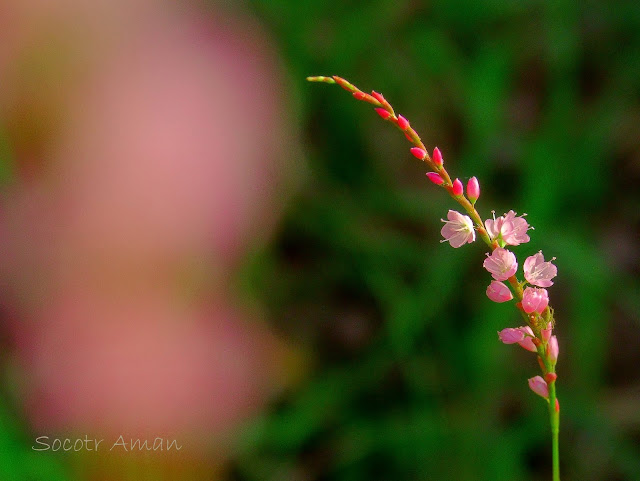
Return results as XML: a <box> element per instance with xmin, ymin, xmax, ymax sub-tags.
<box><xmin>483</xmin><ymin>247</ymin><xmax>517</xmax><ymax>281</ymax></box>
<box><xmin>485</xmin><ymin>210</ymin><xmax>531</xmax><ymax>246</ymax></box>
<box><xmin>486</xmin><ymin>281</ymin><xmax>513</xmax><ymax>303</ymax></box>
<box><xmin>522</xmin><ymin>287</ymin><xmax>549</xmax><ymax>314</ymax></box>
<box><xmin>524</xmin><ymin>251</ymin><xmax>557</xmax><ymax>287</ymax></box>
<box><xmin>528</xmin><ymin>376</ymin><xmax>549</xmax><ymax>398</ymax></box>
<box><xmin>440</xmin><ymin>210</ymin><xmax>475</xmax><ymax>248</ymax></box>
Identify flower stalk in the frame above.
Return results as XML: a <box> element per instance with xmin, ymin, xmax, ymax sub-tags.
<box><xmin>308</xmin><ymin>75</ymin><xmax>561</xmax><ymax>481</ymax></box>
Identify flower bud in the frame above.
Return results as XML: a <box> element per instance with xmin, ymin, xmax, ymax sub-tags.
<box><xmin>410</xmin><ymin>147</ymin><xmax>426</xmax><ymax>160</ymax></box>
<box><xmin>397</xmin><ymin>115</ymin><xmax>410</xmax><ymax>130</ymax></box>
<box><xmin>375</xmin><ymin>108</ymin><xmax>391</xmax><ymax>120</ymax></box>
<box><xmin>352</xmin><ymin>91</ymin><xmax>366</xmax><ymax>101</ymax></box>
<box><xmin>487</xmin><ymin>281</ymin><xmax>513</xmax><ymax>303</ymax></box>
<box><xmin>547</xmin><ymin>335</ymin><xmax>559</xmax><ymax>363</ymax></box>
<box><xmin>541</xmin><ymin>322</ymin><xmax>552</xmax><ymax>342</ymax></box>
<box><xmin>497</xmin><ymin>328</ymin><xmax>524</xmax><ymax>344</ymax></box>
<box><xmin>467</xmin><ymin>177</ymin><xmax>480</xmax><ymax>203</ymax></box>
<box><xmin>426</xmin><ymin>172</ymin><xmax>444</xmax><ymax>185</ymax></box>
<box><xmin>522</xmin><ymin>287</ymin><xmax>549</xmax><ymax>314</ymax></box>
<box><xmin>371</xmin><ymin>91</ymin><xmax>386</xmax><ymax>104</ymax></box>
<box><xmin>545</xmin><ymin>372</ymin><xmax>557</xmax><ymax>383</ymax></box>
<box><xmin>452</xmin><ymin>178</ymin><xmax>463</xmax><ymax>196</ymax></box>
<box><xmin>528</xmin><ymin>376</ymin><xmax>549</xmax><ymax>398</ymax></box>
<box><xmin>432</xmin><ymin>147</ymin><xmax>443</xmax><ymax>166</ymax></box>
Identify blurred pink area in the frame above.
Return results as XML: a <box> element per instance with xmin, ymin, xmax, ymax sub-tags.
<box><xmin>0</xmin><ymin>0</ymin><xmax>301</xmax><ymax>451</ymax></box>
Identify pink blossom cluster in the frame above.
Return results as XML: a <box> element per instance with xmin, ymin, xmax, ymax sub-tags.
<box><xmin>439</xmin><ymin>202</ymin><xmax>559</xmax><ymax>401</ymax></box>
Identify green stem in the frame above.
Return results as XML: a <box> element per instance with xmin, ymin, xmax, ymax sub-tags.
<box><xmin>548</xmin><ymin>380</ymin><xmax>560</xmax><ymax>481</ymax></box>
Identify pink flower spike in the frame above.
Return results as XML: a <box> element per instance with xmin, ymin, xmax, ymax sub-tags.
<box><xmin>467</xmin><ymin>177</ymin><xmax>480</xmax><ymax>203</ymax></box>
<box><xmin>397</xmin><ymin>115</ymin><xmax>410</xmax><ymax>130</ymax></box>
<box><xmin>452</xmin><ymin>178</ymin><xmax>463</xmax><ymax>196</ymax></box>
<box><xmin>440</xmin><ymin>210</ymin><xmax>475</xmax><ymax>248</ymax></box>
<box><xmin>524</xmin><ymin>251</ymin><xmax>557</xmax><ymax>287</ymax></box>
<box><xmin>352</xmin><ymin>91</ymin><xmax>366</xmax><ymax>101</ymax></box>
<box><xmin>547</xmin><ymin>335</ymin><xmax>559</xmax><ymax>363</ymax></box>
<box><xmin>375</xmin><ymin>108</ymin><xmax>391</xmax><ymax>120</ymax></box>
<box><xmin>371</xmin><ymin>91</ymin><xmax>386</xmax><ymax>104</ymax></box>
<box><xmin>432</xmin><ymin>147</ymin><xmax>443</xmax><ymax>166</ymax></box>
<box><xmin>487</xmin><ymin>281</ymin><xmax>513</xmax><ymax>303</ymax></box>
<box><xmin>528</xmin><ymin>376</ymin><xmax>549</xmax><ymax>398</ymax></box>
<box><xmin>521</xmin><ymin>287</ymin><xmax>549</xmax><ymax>314</ymax></box>
<box><xmin>410</xmin><ymin>147</ymin><xmax>426</xmax><ymax>160</ymax></box>
<box><xmin>497</xmin><ymin>327</ymin><xmax>524</xmax><ymax>344</ymax></box>
<box><xmin>426</xmin><ymin>172</ymin><xmax>444</xmax><ymax>185</ymax></box>
<box><xmin>483</xmin><ymin>247</ymin><xmax>518</xmax><ymax>281</ymax></box>
<box><xmin>541</xmin><ymin>322</ymin><xmax>552</xmax><ymax>342</ymax></box>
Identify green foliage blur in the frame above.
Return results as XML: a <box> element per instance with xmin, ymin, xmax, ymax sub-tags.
<box><xmin>235</xmin><ymin>1</ymin><xmax>640</xmax><ymax>480</ymax></box>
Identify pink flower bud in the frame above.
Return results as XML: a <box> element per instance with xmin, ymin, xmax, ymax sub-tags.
<box><xmin>452</xmin><ymin>178</ymin><xmax>463</xmax><ymax>196</ymax></box>
<box><xmin>487</xmin><ymin>281</ymin><xmax>513</xmax><ymax>303</ymax></box>
<box><xmin>522</xmin><ymin>287</ymin><xmax>549</xmax><ymax>314</ymax></box>
<box><xmin>545</xmin><ymin>372</ymin><xmax>557</xmax><ymax>383</ymax></box>
<box><xmin>541</xmin><ymin>322</ymin><xmax>552</xmax><ymax>342</ymax></box>
<box><xmin>497</xmin><ymin>328</ymin><xmax>524</xmax><ymax>344</ymax></box>
<box><xmin>371</xmin><ymin>91</ymin><xmax>386</xmax><ymax>104</ymax></box>
<box><xmin>352</xmin><ymin>91</ymin><xmax>366</xmax><ymax>101</ymax></box>
<box><xmin>517</xmin><ymin>326</ymin><xmax>538</xmax><ymax>352</ymax></box>
<box><xmin>426</xmin><ymin>172</ymin><xmax>444</xmax><ymax>185</ymax></box>
<box><xmin>397</xmin><ymin>115</ymin><xmax>410</xmax><ymax>130</ymax></box>
<box><xmin>547</xmin><ymin>335</ymin><xmax>559</xmax><ymax>363</ymax></box>
<box><xmin>467</xmin><ymin>177</ymin><xmax>480</xmax><ymax>203</ymax></box>
<box><xmin>410</xmin><ymin>147</ymin><xmax>426</xmax><ymax>160</ymax></box>
<box><xmin>528</xmin><ymin>376</ymin><xmax>549</xmax><ymax>398</ymax></box>
<box><xmin>432</xmin><ymin>147</ymin><xmax>443</xmax><ymax>166</ymax></box>
<box><xmin>375</xmin><ymin>108</ymin><xmax>391</xmax><ymax>120</ymax></box>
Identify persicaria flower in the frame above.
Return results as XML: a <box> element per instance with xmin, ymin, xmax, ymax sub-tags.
<box><xmin>397</xmin><ymin>115</ymin><xmax>410</xmax><ymax>130</ymax></box>
<box><xmin>426</xmin><ymin>172</ymin><xmax>444</xmax><ymax>185</ymax></box>
<box><xmin>541</xmin><ymin>322</ymin><xmax>552</xmax><ymax>342</ymax></box>
<box><xmin>440</xmin><ymin>210</ymin><xmax>475</xmax><ymax>248</ymax></box>
<box><xmin>410</xmin><ymin>147</ymin><xmax>426</xmax><ymax>160</ymax></box>
<box><xmin>432</xmin><ymin>147</ymin><xmax>443</xmax><ymax>166</ymax></box>
<box><xmin>487</xmin><ymin>281</ymin><xmax>513</xmax><ymax>303</ymax></box>
<box><xmin>547</xmin><ymin>335</ymin><xmax>559</xmax><ymax>364</ymax></box>
<box><xmin>452</xmin><ymin>178</ymin><xmax>463</xmax><ymax>196</ymax></box>
<box><xmin>498</xmin><ymin>326</ymin><xmax>536</xmax><ymax>351</ymax></box>
<box><xmin>485</xmin><ymin>210</ymin><xmax>531</xmax><ymax>246</ymax></box>
<box><xmin>483</xmin><ymin>247</ymin><xmax>517</xmax><ymax>281</ymax></box>
<box><xmin>518</xmin><ymin>326</ymin><xmax>537</xmax><ymax>352</ymax></box>
<box><xmin>375</xmin><ymin>108</ymin><xmax>391</xmax><ymax>119</ymax></box>
<box><xmin>467</xmin><ymin>177</ymin><xmax>480</xmax><ymax>203</ymax></box>
<box><xmin>524</xmin><ymin>251</ymin><xmax>557</xmax><ymax>287</ymax></box>
<box><xmin>521</xmin><ymin>287</ymin><xmax>549</xmax><ymax>314</ymax></box>
<box><xmin>497</xmin><ymin>327</ymin><xmax>524</xmax><ymax>344</ymax></box>
<box><xmin>528</xmin><ymin>376</ymin><xmax>549</xmax><ymax>398</ymax></box>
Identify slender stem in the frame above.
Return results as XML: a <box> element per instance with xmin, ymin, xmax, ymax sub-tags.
<box><xmin>548</xmin><ymin>380</ymin><xmax>560</xmax><ymax>481</ymax></box>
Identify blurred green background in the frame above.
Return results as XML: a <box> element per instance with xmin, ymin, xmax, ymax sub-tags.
<box><xmin>1</xmin><ymin>0</ymin><xmax>640</xmax><ymax>480</ymax></box>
